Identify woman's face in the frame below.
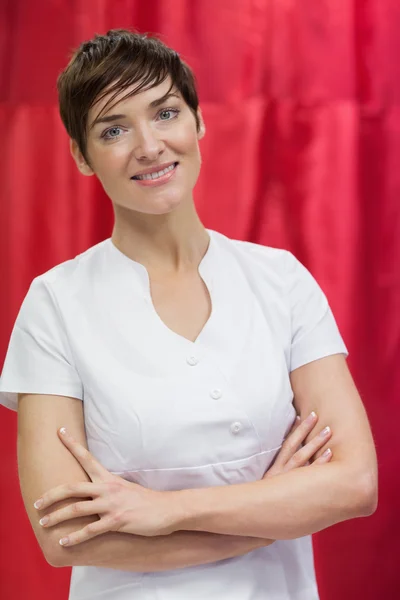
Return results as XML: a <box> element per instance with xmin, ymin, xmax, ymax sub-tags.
<box><xmin>71</xmin><ymin>77</ymin><xmax>205</xmax><ymax>215</ymax></box>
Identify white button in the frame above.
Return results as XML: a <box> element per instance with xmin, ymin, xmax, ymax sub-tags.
<box><xmin>186</xmin><ymin>355</ymin><xmax>199</xmax><ymax>366</ymax></box>
<box><xmin>210</xmin><ymin>389</ymin><xmax>222</xmax><ymax>400</ymax></box>
<box><xmin>230</xmin><ymin>422</ymin><xmax>243</xmax><ymax>434</ymax></box>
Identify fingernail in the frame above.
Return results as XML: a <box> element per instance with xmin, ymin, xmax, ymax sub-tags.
<box><xmin>306</xmin><ymin>412</ymin><xmax>317</xmax><ymax>424</ymax></box>
<box><xmin>34</xmin><ymin>499</ymin><xmax>43</xmax><ymax>509</ymax></box>
<box><xmin>296</xmin><ymin>416</ymin><xmax>301</xmax><ymax>422</ymax></box>
<box><xmin>322</xmin><ymin>448</ymin><xmax>332</xmax><ymax>457</ymax></box>
<box><xmin>39</xmin><ymin>516</ymin><xmax>49</xmax><ymax>526</ymax></box>
<box><xmin>59</xmin><ymin>537</ymin><xmax>69</xmax><ymax>546</ymax></box>
<box><xmin>59</xmin><ymin>427</ymin><xmax>67</xmax><ymax>435</ymax></box>
<box><xmin>320</xmin><ymin>426</ymin><xmax>331</xmax><ymax>437</ymax></box>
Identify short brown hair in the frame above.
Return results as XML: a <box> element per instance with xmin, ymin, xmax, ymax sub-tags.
<box><xmin>57</xmin><ymin>29</ymin><xmax>200</xmax><ymax>164</ymax></box>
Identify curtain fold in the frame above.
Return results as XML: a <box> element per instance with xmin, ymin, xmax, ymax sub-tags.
<box><xmin>1</xmin><ymin>1</ymin><xmax>398</xmax><ymax>598</ymax></box>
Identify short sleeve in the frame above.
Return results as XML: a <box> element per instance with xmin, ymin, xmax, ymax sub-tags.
<box><xmin>285</xmin><ymin>251</ymin><xmax>349</xmax><ymax>372</ymax></box>
<box><xmin>0</xmin><ymin>277</ymin><xmax>83</xmax><ymax>411</ymax></box>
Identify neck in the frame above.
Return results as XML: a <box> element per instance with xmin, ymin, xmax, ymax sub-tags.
<box><xmin>111</xmin><ymin>201</ymin><xmax>209</xmax><ymax>276</ymax></box>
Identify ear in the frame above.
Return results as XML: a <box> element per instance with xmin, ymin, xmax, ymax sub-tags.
<box><xmin>197</xmin><ymin>107</ymin><xmax>206</xmax><ymax>140</ymax></box>
<box><xmin>69</xmin><ymin>139</ymin><xmax>94</xmax><ymax>176</ymax></box>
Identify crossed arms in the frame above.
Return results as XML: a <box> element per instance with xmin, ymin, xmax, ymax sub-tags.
<box><xmin>17</xmin><ymin>354</ymin><xmax>377</xmax><ymax>570</ymax></box>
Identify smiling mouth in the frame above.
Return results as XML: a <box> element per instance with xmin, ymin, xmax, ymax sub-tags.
<box><xmin>131</xmin><ymin>162</ymin><xmax>179</xmax><ymax>181</ymax></box>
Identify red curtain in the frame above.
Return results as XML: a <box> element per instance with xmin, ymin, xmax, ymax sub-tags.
<box><xmin>1</xmin><ymin>1</ymin><xmax>398</xmax><ymax>598</ymax></box>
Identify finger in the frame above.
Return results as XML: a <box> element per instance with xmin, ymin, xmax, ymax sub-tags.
<box><xmin>34</xmin><ymin>482</ymin><xmax>103</xmax><ymax>511</ymax></box>
<box><xmin>273</xmin><ymin>412</ymin><xmax>318</xmax><ymax>468</ymax></box>
<box><xmin>58</xmin><ymin>428</ymin><xmax>112</xmax><ymax>482</ymax></box>
<box><xmin>284</xmin><ymin>426</ymin><xmax>332</xmax><ymax>471</ymax></box>
<box><xmin>38</xmin><ymin>499</ymin><xmax>107</xmax><ymax>528</ymax></box>
<box><xmin>263</xmin><ymin>418</ymin><xmax>301</xmax><ymax>478</ymax></box>
<box><xmin>313</xmin><ymin>448</ymin><xmax>333</xmax><ymax>465</ymax></box>
<box><xmin>58</xmin><ymin>514</ymin><xmax>120</xmax><ymax>547</ymax></box>
<box><xmin>288</xmin><ymin>416</ymin><xmax>302</xmax><ymax>436</ymax></box>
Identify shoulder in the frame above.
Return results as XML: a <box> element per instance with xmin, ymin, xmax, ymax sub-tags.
<box><xmin>36</xmin><ymin>240</ymin><xmax>109</xmax><ymax>285</ymax></box>
<box><xmin>210</xmin><ymin>229</ymin><xmax>296</xmax><ymax>289</ymax></box>
<box><xmin>29</xmin><ymin>240</ymin><xmax>110</xmax><ymax>296</ymax></box>
<box><xmin>211</xmin><ymin>230</ymin><xmax>322</xmax><ymax>290</ymax></box>
<box><xmin>17</xmin><ymin>240</ymin><xmax>111</xmax><ymax>321</ymax></box>
<box><xmin>212</xmin><ymin>229</ymin><xmax>288</xmax><ymax>263</ymax></box>
<box><xmin>210</xmin><ymin>230</ymin><xmax>330</xmax><ymax>320</ymax></box>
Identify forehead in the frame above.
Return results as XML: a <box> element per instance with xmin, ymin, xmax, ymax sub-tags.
<box><xmin>88</xmin><ymin>76</ymin><xmax>177</xmax><ymax>123</ymax></box>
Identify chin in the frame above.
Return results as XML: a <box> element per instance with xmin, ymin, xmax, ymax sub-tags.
<box><xmin>140</xmin><ymin>194</ymin><xmax>185</xmax><ymax>215</ymax></box>
<box><xmin>152</xmin><ymin>202</ymin><xmax>182</xmax><ymax>215</ymax></box>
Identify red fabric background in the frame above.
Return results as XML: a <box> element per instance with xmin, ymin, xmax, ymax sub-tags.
<box><xmin>1</xmin><ymin>1</ymin><xmax>399</xmax><ymax>598</ymax></box>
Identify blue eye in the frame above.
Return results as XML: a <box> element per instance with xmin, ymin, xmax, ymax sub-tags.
<box><xmin>101</xmin><ymin>108</ymin><xmax>179</xmax><ymax>141</ymax></box>
<box><xmin>158</xmin><ymin>108</ymin><xmax>180</xmax><ymax>121</ymax></box>
<box><xmin>102</xmin><ymin>126</ymin><xmax>122</xmax><ymax>140</ymax></box>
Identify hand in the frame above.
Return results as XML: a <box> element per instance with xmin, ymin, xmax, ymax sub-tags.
<box><xmin>263</xmin><ymin>412</ymin><xmax>332</xmax><ymax>479</ymax></box>
<box><xmin>249</xmin><ymin>413</ymin><xmax>333</xmax><ymax>551</ymax></box>
<box><xmin>33</xmin><ymin>428</ymin><xmax>176</xmax><ymax>547</ymax></box>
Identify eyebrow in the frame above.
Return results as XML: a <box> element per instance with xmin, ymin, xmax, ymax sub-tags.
<box><xmin>90</xmin><ymin>92</ymin><xmax>181</xmax><ymax>129</ymax></box>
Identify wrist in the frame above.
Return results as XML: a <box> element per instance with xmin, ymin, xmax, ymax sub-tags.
<box><xmin>167</xmin><ymin>489</ymin><xmax>200</xmax><ymax>532</ymax></box>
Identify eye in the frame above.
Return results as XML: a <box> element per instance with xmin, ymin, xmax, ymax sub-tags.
<box><xmin>158</xmin><ymin>108</ymin><xmax>180</xmax><ymax>121</ymax></box>
<box><xmin>102</xmin><ymin>126</ymin><xmax>122</xmax><ymax>140</ymax></box>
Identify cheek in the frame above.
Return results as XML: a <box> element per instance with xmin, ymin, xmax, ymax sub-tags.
<box><xmin>88</xmin><ymin>145</ymin><xmax>129</xmax><ymax>183</ymax></box>
<box><xmin>171</xmin><ymin>123</ymin><xmax>200</xmax><ymax>157</ymax></box>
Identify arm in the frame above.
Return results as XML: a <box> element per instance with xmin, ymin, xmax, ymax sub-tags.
<box><xmin>60</xmin><ymin>421</ymin><xmax>330</xmax><ymax>570</ymax></box>
<box><xmin>62</xmin><ymin>531</ymin><xmax>269</xmax><ymax>571</ymax></box>
<box><xmin>18</xmin><ymin>393</ymin><xmax>271</xmax><ymax>570</ymax></box>
<box><xmin>169</xmin><ymin>355</ymin><xmax>378</xmax><ymax>540</ymax></box>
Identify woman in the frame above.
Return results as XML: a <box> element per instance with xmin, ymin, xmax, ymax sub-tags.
<box><xmin>0</xmin><ymin>29</ymin><xmax>377</xmax><ymax>599</ymax></box>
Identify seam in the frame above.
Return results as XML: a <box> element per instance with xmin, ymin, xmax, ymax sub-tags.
<box><xmin>111</xmin><ymin>445</ymin><xmax>282</xmax><ymax>475</ymax></box>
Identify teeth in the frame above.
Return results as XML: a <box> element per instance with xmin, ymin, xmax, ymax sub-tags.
<box><xmin>135</xmin><ymin>163</ymin><xmax>176</xmax><ymax>181</ymax></box>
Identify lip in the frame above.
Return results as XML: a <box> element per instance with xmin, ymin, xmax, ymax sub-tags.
<box><xmin>131</xmin><ymin>161</ymin><xmax>178</xmax><ymax>178</ymax></box>
<box><xmin>131</xmin><ymin>162</ymin><xmax>179</xmax><ymax>188</ymax></box>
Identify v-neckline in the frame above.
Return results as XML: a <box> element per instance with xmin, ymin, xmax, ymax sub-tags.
<box><xmin>107</xmin><ymin>230</ymin><xmax>217</xmax><ymax>347</ymax></box>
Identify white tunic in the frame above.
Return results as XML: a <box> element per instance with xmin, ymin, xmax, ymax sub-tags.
<box><xmin>0</xmin><ymin>229</ymin><xmax>348</xmax><ymax>600</ymax></box>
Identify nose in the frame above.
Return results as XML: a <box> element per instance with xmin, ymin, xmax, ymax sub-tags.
<box><xmin>133</xmin><ymin>124</ymin><xmax>165</xmax><ymax>162</ymax></box>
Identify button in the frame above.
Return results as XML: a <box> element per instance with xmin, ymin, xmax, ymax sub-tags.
<box><xmin>230</xmin><ymin>422</ymin><xmax>243</xmax><ymax>434</ymax></box>
<box><xmin>210</xmin><ymin>389</ymin><xmax>222</xmax><ymax>400</ymax></box>
<box><xmin>186</xmin><ymin>355</ymin><xmax>199</xmax><ymax>366</ymax></box>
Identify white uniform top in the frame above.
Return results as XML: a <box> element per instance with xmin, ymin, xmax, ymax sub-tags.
<box><xmin>0</xmin><ymin>229</ymin><xmax>348</xmax><ymax>600</ymax></box>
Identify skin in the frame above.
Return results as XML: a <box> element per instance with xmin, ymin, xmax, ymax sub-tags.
<box><xmin>34</xmin><ymin>413</ymin><xmax>333</xmax><ymax>548</ymax></box>
<box><xmin>36</xmin><ymin>356</ymin><xmax>377</xmax><ymax>545</ymax></box>
<box><xmin>70</xmin><ymin>76</ymin><xmax>211</xmax><ymax>277</ymax></box>
<box><xmin>28</xmin><ymin>75</ymin><xmax>377</xmax><ymax>562</ymax></box>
